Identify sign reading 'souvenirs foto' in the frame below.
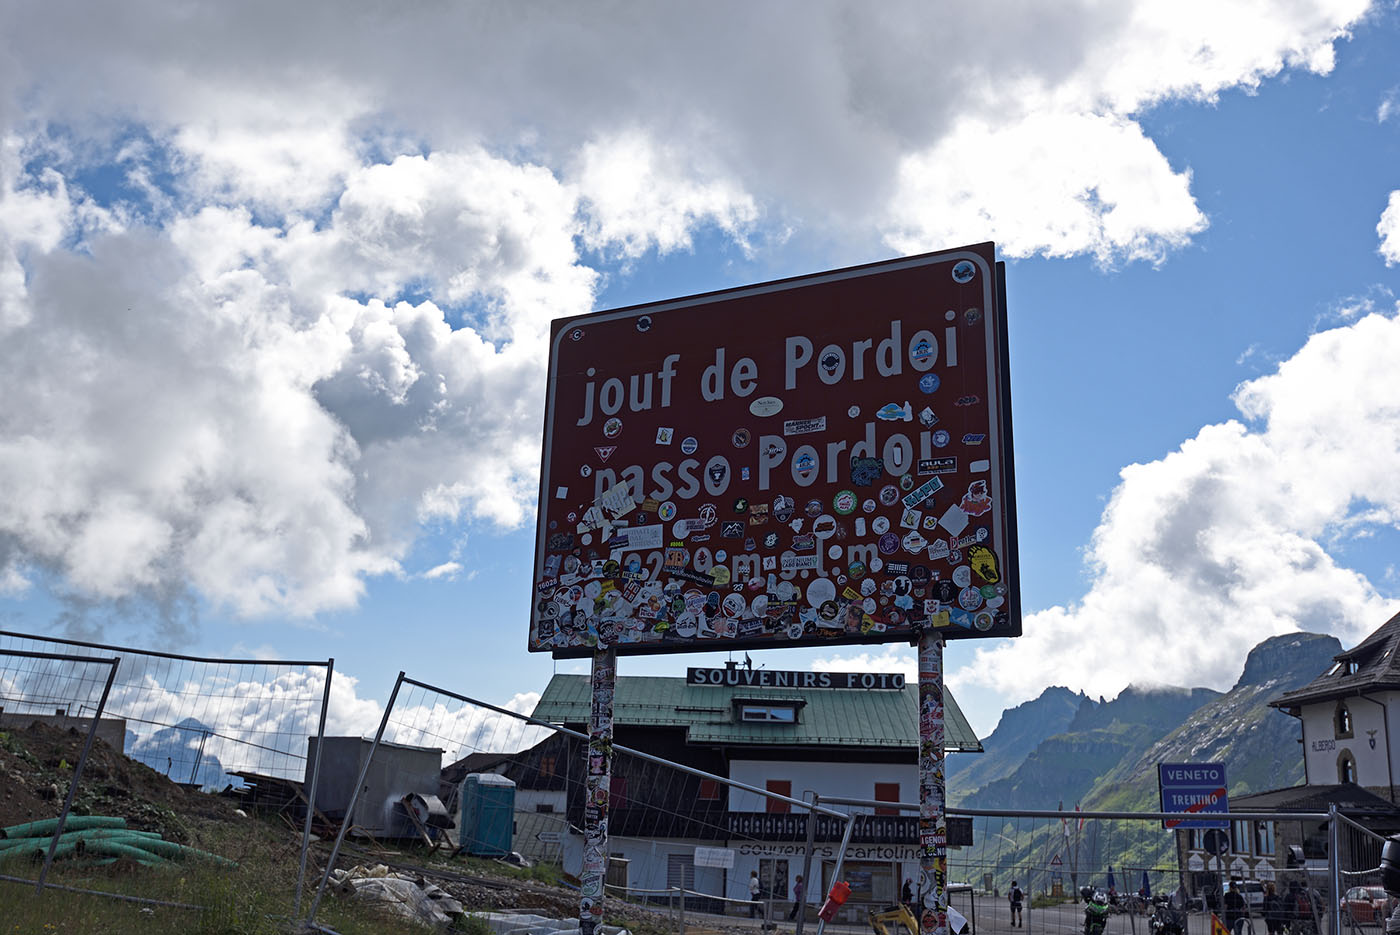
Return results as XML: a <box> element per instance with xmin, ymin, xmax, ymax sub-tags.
<box><xmin>530</xmin><ymin>243</ymin><xmax>1019</xmax><ymax>658</ymax></box>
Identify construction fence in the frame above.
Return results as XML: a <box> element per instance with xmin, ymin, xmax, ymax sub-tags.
<box><xmin>2</xmin><ymin>629</ymin><xmax>1397</xmax><ymax>935</ymax></box>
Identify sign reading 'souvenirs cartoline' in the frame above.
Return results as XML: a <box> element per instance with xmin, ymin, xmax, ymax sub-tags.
<box><xmin>530</xmin><ymin>243</ymin><xmax>1019</xmax><ymax>658</ymax></box>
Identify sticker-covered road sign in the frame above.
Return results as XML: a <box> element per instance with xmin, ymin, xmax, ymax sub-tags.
<box><xmin>531</xmin><ymin>243</ymin><xmax>1019</xmax><ymax>657</ymax></box>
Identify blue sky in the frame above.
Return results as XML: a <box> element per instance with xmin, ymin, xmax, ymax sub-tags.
<box><xmin>2</xmin><ymin>2</ymin><xmax>1400</xmax><ymax>740</ymax></box>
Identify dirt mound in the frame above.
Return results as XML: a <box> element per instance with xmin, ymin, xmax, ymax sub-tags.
<box><xmin>0</xmin><ymin>720</ymin><xmax>239</xmax><ymax>841</ymax></box>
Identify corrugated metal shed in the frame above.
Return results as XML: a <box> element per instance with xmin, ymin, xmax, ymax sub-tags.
<box><xmin>531</xmin><ymin>674</ymin><xmax>981</xmax><ymax>752</ymax></box>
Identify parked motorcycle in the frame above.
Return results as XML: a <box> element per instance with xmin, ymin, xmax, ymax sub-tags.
<box><xmin>1082</xmin><ymin>887</ymin><xmax>1112</xmax><ymax>935</ymax></box>
<box><xmin>1149</xmin><ymin>894</ymin><xmax>1186</xmax><ymax>935</ymax></box>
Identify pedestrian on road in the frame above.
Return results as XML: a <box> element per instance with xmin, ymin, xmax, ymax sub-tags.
<box><xmin>788</xmin><ymin>875</ymin><xmax>804</xmax><ymax>921</ymax></box>
<box><xmin>1010</xmin><ymin>880</ymin><xmax>1025</xmax><ymax>927</ymax></box>
<box><xmin>750</xmin><ymin>870</ymin><xmax>762</xmax><ymax>919</ymax></box>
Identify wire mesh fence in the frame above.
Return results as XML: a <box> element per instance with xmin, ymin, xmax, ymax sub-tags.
<box><xmin>0</xmin><ymin>647</ymin><xmax>119</xmax><ymax>890</ymax></box>
<box><xmin>945</xmin><ymin>810</ymin><xmax>1341</xmax><ymax>935</ymax></box>
<box><xmin>306</xmin><ymin>671</ymin><xmax>859</xmax><ymax>929</ymax></box>
<box><xmin>0</xmin><ymin>630</ymin><xmax>333</xmax><ymax>789</ymax></box>
<box><xmin>0</xmin><ymin>629</ymin><xmax>334</xmax><ymax>917</ymax></box>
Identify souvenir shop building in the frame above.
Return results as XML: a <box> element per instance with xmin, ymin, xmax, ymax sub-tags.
<box><xmin>519</xmin><ymin>666</ymin><xmax>981</xmax><ymax>919</ymax></box>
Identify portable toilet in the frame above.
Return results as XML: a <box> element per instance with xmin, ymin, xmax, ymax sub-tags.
<box><xmin>460</xmin><ymin>772</ymin><xmax>515</xmax><ymax>856</ymax></box>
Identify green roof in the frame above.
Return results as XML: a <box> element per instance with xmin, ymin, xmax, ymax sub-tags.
<box><xmin>531</xmin><ymin>674</ymin><xmax>982</xmax><ymax>752</ymax></box>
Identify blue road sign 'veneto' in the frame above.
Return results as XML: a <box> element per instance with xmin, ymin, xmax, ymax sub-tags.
<box><xmin>1158</xmin><ymin>762</ymin><xmax>1229</xmax><ymax>829</ymax></box>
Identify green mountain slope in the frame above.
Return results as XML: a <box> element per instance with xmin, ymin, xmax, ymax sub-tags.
<box><xmin>949</xmin><ymin>631</ymin><xmax>1343</xmax><ymax>892</ymax></box>
<box><xmin>947</xmin><ymin>686</ymin><xmax>1085</xmax><ymax>806</ymax></box>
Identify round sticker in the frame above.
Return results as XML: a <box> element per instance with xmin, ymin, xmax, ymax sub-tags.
<box><xmin>711</xmin><ymin>566</ymin><xmax>732</xmax><ymax>586</ymax></box>
<box><xmin>805</xmin><ymin>498</ymin><xmax>823</xmax><ymax>517</ymax></box>
<box><xmin>974</xmin><ymin>611</ymin><xmax>995</xmax><ymax>631</ymax></box>
<box><xmin>964</xmin><ymin>306</ymin><xmax>982</xmax><ymax>325</ymax></box>
<box><xmin>762</xmin><ymin>531</ymin><xmax>780</xmax><ymax>549</ymax></box>
<box><xmin>833</xmin><ymin>490</ymin><xmax>857</xmax><ymax>514</ymax></box>
<box><xmin>958</xmin><ymin>586</ymin><xmax>983</xmax><ymax>611</ymax></box>
<box><xmin>680</xmin><ymin>436</ymin><xmax>698</xmax><ymax>455</ymax></box>
<box><xmin>848</xmin><ymin>405</ymin><xmax>860</xmax><ymax>418</ymax></box>
<box><xmin>848</xmin><ymin>560</ymin><xmax>867</xmax><ymax>579</ymax></box>
<box><xmin>919</xmin><ymin>373</ymin><xmax>941</xmax><ymax>394</ymax></box>
<box><xmin>879</xmin><ymin>485</ymin><xmax>900</xmax><ymax>506</ymax></box>
<box><xmin>732</xmin><ymin>428</ymin><xmax>751</xmax><ymax>448</ymax></box>
<box><xmin>774</xmin><ymin>580</ymin><xmax>796</xmax><ymax>601</ymax></box>
<box><xmin>674</xmin><ymin>614</ymin><xmax>698</xmax><ymax>637</ymax></box>
<box><xmin>715</xmin><ymin>549</ymin><xmax>728</xmax><ymax>561</ymax></box>
<box><xmin>819</xmin><ymin>600</ymin><xmax>840</xmax><ymax>621</ymax></box>
<box><xmin>862</xmin><ymin>597</ymin><xmax>877</xmax><ymax>614</ymax></box>
<box><xmin>722</xmin><ymin>593</ymin><xmax>747</xmax><ymax>617</ymax></box>
<box><xmin>899</xmin><ymin>473</ymin><xmax>914</xmax><ymax>491</ymax></box>
<box><xmin>787</xmin><ymin>621</ymin><xmax>805</xmax><ymax>640</ymax></box>
<box><xmin>636</xmin><ymin>315</ymin><xmax>652</xmax><ymax>332</ymax></box>
<box><xmin>807</xmin><ymin>577</ymin><xmax>837</xmax><ymax>608</ymax></box>
<box><xmin>570</xmin><ymin>328</ymin><xmax>584</xmax><ymax>341</ymax></box>
<box><xmin>871</xmin><ymin>516</ymin><xmax>891</xmax><ymax>534</ymax></box>
<box><xmin>828</xmin><ymin>544</ymin><xmax>843</xmax><ymax>559</ymax></box>
<box><xmin>750</xmin><ymin>396</ymin><xmax>784</xmax><ymax>417</ymax></box>
<box><xmin>862</xmin><ymin>498</ymin><xmax>877</xmax><ymax>513</ymax></box>
<box><xmin>952</xmin><ymin>565</ymin><xmax>972</xmax><ymax>588</ymax></box>
<box><xmin>878</xmin><ymin>532</ymin><xmax>900</xmax><ymax>554</ymax></box>
<box><xmin>603</xmin><ymin>418</ymin><xmax>622</xmax><ymax>438</ymax></box>
<box><xmin>658</xmin><ymin>500</ymin><xmax>678</xmax><ymax>521</ymax></box>
<box><xmin>750</xmin><ymin>595</ymin><xmax>769</xmax><ymax>616</ymax></box>
<box><xmin>580</xmin><ymin>464</ymin><xmax>593</xmax><ymax>477</ymax></box>
<box><xmin>869</xmin><ymin>556</ymin><xmax>884</xmax><ymax>573</ymax></box>
<box><xmin>773</xmin><ymin>496</ymin><xmax>796</xmax><ymax>523</ymax></box>
<box><xmin>952</xmin><ymin>260</ymin><xmax>976</xmax><ymax>283</ymax></box>
<box><xmin>859</xmin><ymin>577</ymin><xmax>877</xmax><ymax>597</ymax></box>
<box><xmin>672</xmin><ymin>520</ymin><xmax>690</xmax><ymax>539</ymax></box>
<box><xmin>812</xmin><ymin>515</ymin><xmax>837</xmax><ymax>539</ymax></box>
<box><xmin>932</xmin><ymin>430</ymin><xmax>951</xmax><ymax>448</ymax></box>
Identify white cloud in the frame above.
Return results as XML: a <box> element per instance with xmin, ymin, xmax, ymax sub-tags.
<box><xmin>1379</xmin><ymin>87</ymin><xmax>1400</xmax><ymax>123</ymax></box>
<box><xmin>421</xmin><ymin>562</ymin><xmax>462</xmax><ymax>581</ymax></box>
<box><xmin>949</xmin><ymin>308</ymin><xmax>1400</xmax><ymax>708</ymax></box>
<box><xmin>885</xmin><ymin>112</ymin><xmax>1207</xmax><ymax>264</ymax></box>
<box><xmin>574</xmin><ymin>131</ymin><xmax>760</xmax><ymax>260</ymax></box>
<box><xmin>1380</xmin><ymin>191</ymin><xmax>1400</xmax><ymax>265</ymax></box>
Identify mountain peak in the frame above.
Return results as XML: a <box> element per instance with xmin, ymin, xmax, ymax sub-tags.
<box><xmin>1236</xmin><ymin>631</ymin><xmax>1342</xmax><ymax>691</ymax></box>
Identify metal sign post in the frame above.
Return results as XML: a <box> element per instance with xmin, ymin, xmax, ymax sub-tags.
<box><xmin>580</xmin><ymin>647</ymin><xmax>617</xmax><ymax>935</ymax></box>
<box><xmin>918</xmin><ymin>632</ymin><xmax>948</xmax><ymax>935</ymax></box>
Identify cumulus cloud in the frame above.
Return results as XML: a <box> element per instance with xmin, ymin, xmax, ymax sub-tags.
<box><xmin>1380</xmin><ymin>191</ymin><xmax>1400</xmax><ymax>266</ymax></box>
<box><xmin>944</xmin><ymin>308</ymin><xmax>1400</xmax><ymax>707</ymax></box>
<box><xmin>0</xmin><ymin>0</ymin><xmax>1379</xmax><ymax>626</ymax></box>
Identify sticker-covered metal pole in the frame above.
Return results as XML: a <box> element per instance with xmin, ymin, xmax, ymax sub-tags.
<box><xmin>580</xmin><ymin>647</ymin><xmax>617</xmax><ymax>935</ymax></box>
<box><xmin>917</xmin><ymin>632</ymin><xmax>948</xmax><ymax>935</ymax></box>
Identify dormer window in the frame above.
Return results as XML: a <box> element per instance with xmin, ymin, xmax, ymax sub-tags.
<box><xmin>1347</xmin><ymin>660</ymin><xmax>1360</xmax><ymax>675</ymax></box>
<box><xmin>1335</xmin><ymin>702</ymin><xmax>1354</xmax><ymax>739</ymax></box>
<box><xmin>738</xmin><ymin>702</ymin><xmax>800</xmax><ymax>723</ymax></box>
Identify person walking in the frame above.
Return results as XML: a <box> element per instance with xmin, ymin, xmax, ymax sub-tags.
<box><xmin>750</xmin><ymin>870</ymin><xmax>763</xmax><ymax>919</ymax></box>
<box><xmin>1009</xmin><ymin>880</ymin><xmax>1025</xmax><ymax>927</ymax></box>
<box><xmin>902</xmin><ymin>878</ymin><xmax>914</xmax><ymax>909</ymax></box>
<box><xmin>788</xmin><ymin>875</ymin><xmax>804</xmax><ymax>921</ymax></box>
